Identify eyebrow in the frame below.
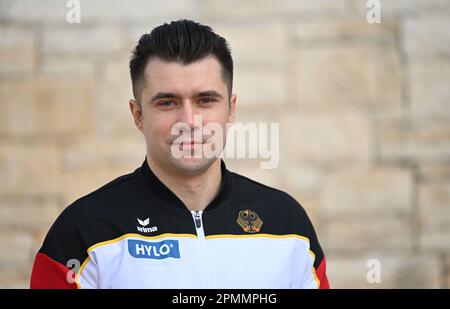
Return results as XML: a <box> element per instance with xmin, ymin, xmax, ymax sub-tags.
<box><xmin>150</xmin><ymin>90</ymin><xmax>223</xmax><ymax>102</ymax></box>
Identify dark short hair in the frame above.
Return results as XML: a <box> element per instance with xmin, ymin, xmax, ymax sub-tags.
<box><xmin>129</xmin><ymin>19</ymin><xmax>233</xmax><ymax>106</ymax></box>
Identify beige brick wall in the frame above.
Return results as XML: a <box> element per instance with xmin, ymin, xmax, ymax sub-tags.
<box><xmin>0</xmin><ymin>0</ymin><xmax>449</xmax><ymax>288</ymax></box>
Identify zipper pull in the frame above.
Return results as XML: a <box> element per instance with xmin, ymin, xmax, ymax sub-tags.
<box><xmin>194</xmin><ymin>211</ymin><xmax>202</xmax><ymax>228</ymax></box>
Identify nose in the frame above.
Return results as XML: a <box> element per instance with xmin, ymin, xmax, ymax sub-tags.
<box><xmin>178</xmin><ymin>101</ymin><xmax>194</xmax><ymax>128</ymax></box>
<box><xmin>178</xmin><ymin>101</ymin><xmax>201</xmax><ymax>131</ymax></box>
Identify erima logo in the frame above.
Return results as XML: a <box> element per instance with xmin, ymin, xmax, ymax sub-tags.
<box><xmin>137</xmin><ymin>218</ymin><xmax>149</xmax><ymax>226</ymax></box>
<box><xmin>128</xmin><ymin>239</ymin><xmax>180</xmax><ymax>259</ymax></box>
<box><xmin>137</xmin><ymin>218</ymin><xmax>158</xmax><ymax>233</ymax></box>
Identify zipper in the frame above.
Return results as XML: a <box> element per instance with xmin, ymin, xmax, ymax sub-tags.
<box><xmin>191</xmin><ymin>210</ymin><xmax>210</xmax><ymax>287</ymax></box>
<box><xmin>191</xmin><ymin>210</ymin><xmax>205</xmax><ymax>239</ymax></box>
<box><xmin>194</xmin><ymin>211</ymin><xmax>202</xmax><ymax>228</ymax></box>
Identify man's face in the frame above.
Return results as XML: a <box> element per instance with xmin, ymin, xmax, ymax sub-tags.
<box><xmin>130</xmin><ymin>55</ymin><xmax>236</xmax><ymax>176</ymax></box>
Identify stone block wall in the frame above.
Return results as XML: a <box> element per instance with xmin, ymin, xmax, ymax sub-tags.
<box><xmin>0</xmin><ymin>0</ymin><xmax>449</xmax><ymax>288</ymax></box>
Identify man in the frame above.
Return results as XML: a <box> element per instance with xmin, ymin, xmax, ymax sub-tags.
<box><xmin>30</xmin><ymin>19</ymin><xmax>329</xmax><ymax>289</ymax></box>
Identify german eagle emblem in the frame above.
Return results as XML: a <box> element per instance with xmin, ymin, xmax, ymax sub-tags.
<box><xmin>237</xmin><ymin>210</ymin><xmax>263</xmax><ymax>233</ymax></box>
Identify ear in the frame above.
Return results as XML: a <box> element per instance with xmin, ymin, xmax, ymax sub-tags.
<box><xmin>228</xmin><ymin>93</ymin><xmax>237</xmax><ymax>123</ymax></box>
<box><xmin>129</xmin><ymin>99</ymin><xmax>144</xmax><ymax>133</ymax></box>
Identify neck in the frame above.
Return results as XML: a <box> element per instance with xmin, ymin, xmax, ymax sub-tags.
<box><xmin>146</xmin><ymin>157</ymin><xmax>222</xmax><ymax>212</ymax></box>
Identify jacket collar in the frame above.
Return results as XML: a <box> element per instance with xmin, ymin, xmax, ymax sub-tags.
<box><xmin>140</xmin><ymin>156</ymin><xmax>233</xmax><ymax>213</ymax></box>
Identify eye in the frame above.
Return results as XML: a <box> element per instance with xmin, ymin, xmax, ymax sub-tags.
<box><xmin>158</xmin><ymin>100</ymin><xmax>176</xmax><ymax>107</ymax></box>
<box><xmin>199</xmin><ymin>97</ymin><xmax>216</xmax><ymax>104</ymax></box>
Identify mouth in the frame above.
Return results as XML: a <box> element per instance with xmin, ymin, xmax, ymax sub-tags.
<box><xmin>173</xmin><ymin>140</ymin><xmax>204</xmax><ymax>145</ymax></box>
<box><xmin>170</xmin><ymin>141</ymin><xmax>205</xmax><ymax>153</ymax></box>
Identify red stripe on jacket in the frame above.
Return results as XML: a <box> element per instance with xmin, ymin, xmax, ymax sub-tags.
<box><xmin>316</xmin><ymin>257</ymin><xmax>330</xmax><ymax>289</ymax></box>
<box><xmin>30</xmin><ymin>252</ymin><xmax>78</xmax><ymax>289</ymax></box>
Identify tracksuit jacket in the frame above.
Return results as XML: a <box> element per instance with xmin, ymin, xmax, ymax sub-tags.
<box><xmin>30</xmin><ymin>157</ymin><xmax>329</xmax><ymax>289</ymax></box>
